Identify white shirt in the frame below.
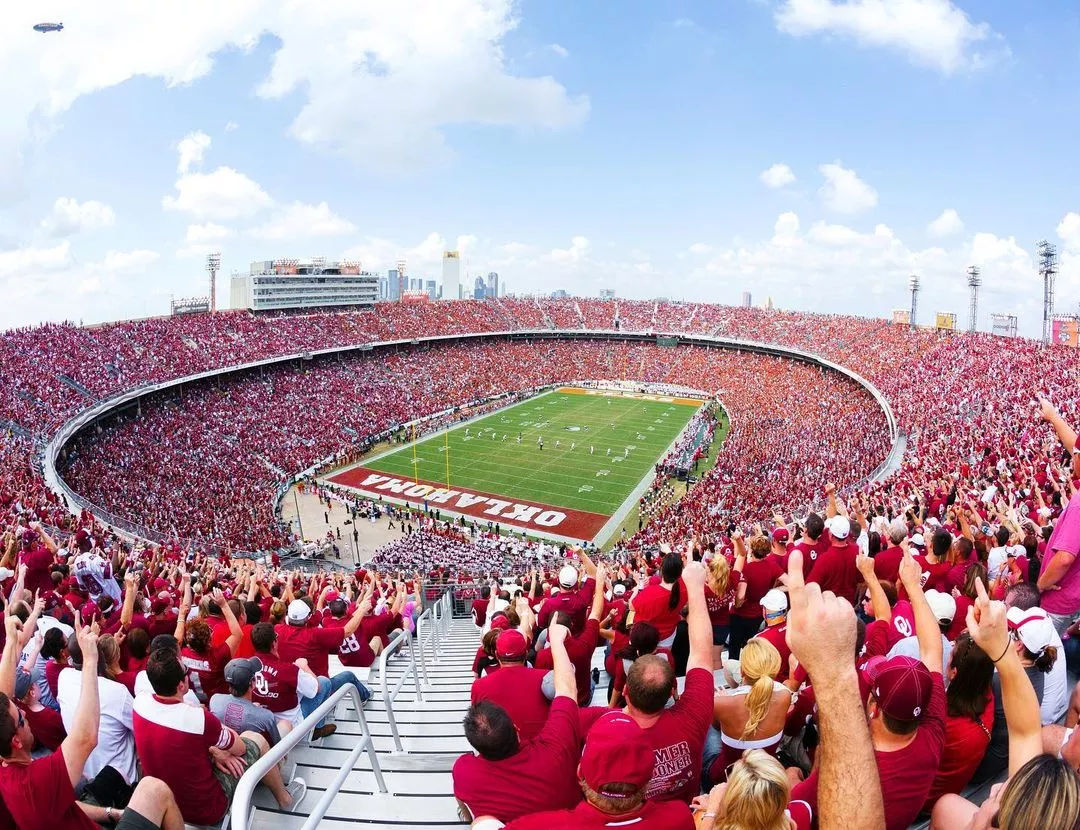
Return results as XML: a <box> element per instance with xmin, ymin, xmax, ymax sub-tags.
<box><xmin>273</xmin><ymin>668</ymin><xmax>319</xmax><ymax>726</ymax></box>
<box><xmin>134</xmin><ymin>670</ymin><xmax>201</xmax><ymax>706</ymax></box>
<box><xmin>1041</xmin><ymin>627</ymin><xmax>1068</xmax><ymax>726</ymax></box>
<box><xmin>57</xmin><ymin>667</ymin><xmax>137</xmax><ymax>784</ymax></box>
<box><xmin>72</xmin><ymin>552</ymin><xmax>122</xmax><ymax>605</ymax></box>
<box><xmin>986</xmin><ymin>547</ymin><xmax>1008</xmax><ymax>580</ymax></box>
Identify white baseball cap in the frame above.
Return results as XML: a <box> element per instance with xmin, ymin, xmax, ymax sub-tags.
<box><xmin>558</xmin><ymin>565</ymin><xmax>579</xmax><ymax>588</ymax></box>
<box><xmin>910</xmin><ymin>533</ymin><xmax>926</xmax><ymax>548</ymax></box>
<box><xmin>1007</xmin><ymin>606</ymin><xmax>1054</xmax><ymax>654</ymax></box>
<box><xmin>829</xmin><ymin>516</ymin><xmax>851</xmax><ymax>540</ymax></box>
<box><xmin>924</xmin><ymin>590</ymin><xmax>956</xmax><ymax>624</ymax></box>
<box><xmin>761</xmin><ymin>589</ymin><xmax>788</xmax><ymax>614</ymax></box>
<box><xmin>286</xmin><ymin>599</ymin><xmax>312</xmax><ymax>624</ymax></box>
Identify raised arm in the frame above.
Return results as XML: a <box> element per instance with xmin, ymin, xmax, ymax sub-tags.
<box><xmin>546</xmin><ymin>623</ymin><xmax>577</xmax><ymax>701</ymax></box>
<box><xmin>60</xmin><ymin>625</ymin><xmax>101</xmax><ymax>786</ymax></box>
<box><xmin>173</xmin><ymin>575</ymin><xmax>192</xmax><ymax>642</ymax></box>
<box><xmin>214</xmin><ymin>589</ymin><xmax>243</xmax><ymax>655</ymax></box>
<box><xmin>119</xmin><ymin>570</ymin><xmax>139</xmax><ymax>628</ymax></box>
<box><xmin>856</xmin><ymin>554</ymin><xmax>891</xmax><ymax>623</ymax></box>
<box><xmin>1041</xmin><ymin>397</ymin><xmax>1078</xmax><ymax>454</ymax></box>
<box><xmin>898</xmin><ymin>546</ymin><xmax>943</xmax><ymax>674</ymax></box>
<box><xmin>681</xmin><ymin>561</ymin><xmax>711</xmax><ymax>674</ymax></box>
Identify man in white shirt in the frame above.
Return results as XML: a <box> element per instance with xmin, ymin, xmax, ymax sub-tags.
<box><xmin>57</xmin><ymin>632</ymin><xmax>137</xmax><ymax>788</ymax></box>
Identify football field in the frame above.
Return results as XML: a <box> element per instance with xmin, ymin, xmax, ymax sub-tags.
<box><xmin>327</xmin><ymin>387</ymin><xmax>706</xmax><ymax>542</ymax></box>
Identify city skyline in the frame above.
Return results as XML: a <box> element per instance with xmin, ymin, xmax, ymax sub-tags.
<box><xmin>0</xmin><ymin>2</ymin><xmax>1078</xmax><ymax>335</ymax></box>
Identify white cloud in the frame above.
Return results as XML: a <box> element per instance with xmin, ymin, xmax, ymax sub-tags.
<box><xmin>548</xmin><ymin>44</ymin><xmax>569</xmax><ymax>58</ymax></box>
<box><xmin>928</xmin><ymin>208</ymin><xmax>964</xmax><ymax>238</ymax></box>
<box><xmin>545</xmin><ymin>236</ymin><xmax>590</xmax><ymax>265</ymax></box>
<box><xmin>40</xmin><ymin>197</ymin><xmax>116</xmax><ymax>237</ymax></box>
<box><xmin>1058</xmin><ymin>213</ymin><xmax>1080</xmax><ymax>250</ymax></box>
<box><xmin>818</xmin><ymin>162</ymin><xmax>878</xmax><ymax>214</ymax></box>
<box><xmin>760</xmin><ymin>163</ymin><xmax>796</xmax><ymax>189</ymax></box>
<box><xmin>177</xmin><ymin>222</ymin><xmax>235</xmax><ymax>258</ymax></box>
<box><xmin>176</xmin><ymin>131</ymin><xmax>211</xmax><ymax>174</ymax></box>
<box><xmin>249</xmin><ymin>202</ymin><xmax>356</xmax><ymax>240</ymax></box>
<box><xmin>689</xmin><ymin>243</ymin><xmax>712</xmax><ymax>255</ymax></box>
<box><xmin>0</xmin><ymin>1</ymin><xmax>588</xmax><ymax>185</ymax></box>
<box><xmin>774</xmin><ymin>0</ymin><xmax>1007</xmax><ymax>74</ymax></box>
<box><xmin>162</xmin><ymin>167</ymin><xmax>273</xmax><ymax>220</ymax></box>
<box><xmin>223</xmin><ymin>121</ymin><xmax>239</xmax><ymax>133</ymax></box>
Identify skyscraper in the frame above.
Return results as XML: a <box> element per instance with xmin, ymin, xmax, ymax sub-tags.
<box><xmin>486</xmin><ymin>272</ymin><xmax>500</xmax><ymax>299</ymax></box>
<box><xmin>387</xmin><ymin>269</ymin><xmax>401</xmax><ymax>301</ymax></box>
<box><xmin>474</xmin><ymin>275</ymin><xmax>486</xmax><ymax>299</ymax></box>
<box><xmin>442</xmin><ymin>251</ymin><xmax>461</xmax><ymax>301</ymax></box>
<box><xmin>425</xmin><ymin>279</ymin><xmax>437</xmax><ymax>300</ymax></box>
<box><xmin>741</xmin><ymin>291</ymin><xmax>752</xmax><ymax>308</ymax></box>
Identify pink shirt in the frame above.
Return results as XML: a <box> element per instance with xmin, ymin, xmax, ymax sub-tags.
<box><xmin>1043</xmin><ymin>496</ymin><xmax>1080</xmax><ymax>615</ymax></box>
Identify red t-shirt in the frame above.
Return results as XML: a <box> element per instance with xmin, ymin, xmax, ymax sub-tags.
<box><xmin>538</xmin><ymin>591</ymin><xmax>589</xmax><ymax>635</ymax></box>
<box><xmin>21</xmin><ymin>703</ymin><xmax>66</xmax><ymax>751</ymax></box>
<box><xmin>734</xmin><ymin>559</ymin><xmax>784</xmax><ymax>620</ymax></box>
<box><xmin>790</xmin><ymin>538</ymin><xmax>826</xmax><ymax>579</ymax></box>
<box><xmin>323</xmin><ymin>615</ymin><xmax>376</xmax><ymax>668</ymax></box>
<box><xmin>470</xmin><ymin>598</ymin><xmax>489</xmax><ymax>626</ymax></box>
<box><xmin>211</xmin><ymin>621</ymin><xmax>255</xmax><ymax>658</ymax></box>
<box><xmin>755</xmin><ymin>623</ymin><xmax>791</xmax><ymax>683</ymax></box>
<box><xmin>0</xmin><ymin>746</ymin><xmax>92</xmax><ymax>829</ymax></box>
<box><xmin>793</xmin><ymin>671</ymin><xmax>946</xmax><ymax>830</ymax></box>
<box><xmin>641</xmin><ymin>667</ymin><xmax>714</xmax><ymax>803</ymax></box>
<box><xmin>504</xmin><ymin>797</ymin><xmax>695</xmax><ymax>829</ymax></box>
<box><xmin>471</xmin><ymin>665</ymin><xmax>552</xmax><ymax>742</ymax></box>
<box><xmin>923</xmin><ymin>694</ymin><xmax>994</xmax><ymax>811</ymax></box>
<box><xmin>147</xmin><ymin>613</ymin><xmax>178</xmax><ymax>639</ymax></box>
<box><xmin>808</xmin><ymin>542</ymin><xmax>860</xmax><ymax>604</ymax></box>
<box><xmin>947</xmin><ymin>596</ymin><xmax>973</xmax><ymax>641</ymax></box>
<box><xmin>44</xmin><ymin>660</ymin><xmax>64</xmax><ymax>700</ymax></box>
<box><xmin>453</xmin><ymin>697</ymin><xmax>582</xmax><ymax>822</ymax></box>
<box><xmin>874</xmin><ymin>546</ymin><xmax>904</xmax><ymax>583</ymax></box>
<box><xmin>533</xmin><ymin>619</ymin><xmax>601</xmax><ymax>705</ymax></box>
<box><xmin>704</xmin><ymin>572</ymin><xmax>740</xmax><ymax>627</ymax></box>
<box><xmin>274</xmin><ymin>622</ymin><xmax>346</xmax><ymax>677</ymax></box>
<box><xmin>250</xmin><ymin>655</ymin><xmax>302</xmax><ymax>714</ymax></box>
<box><xmin>632</xmin><ymin>582</ymin><xmax>687</xmax><ymax>640</ymax></box>
<box><xmin>131</xmin><ymin>695</ymin><xmax>235</xmax><ymax>826</ymax></box>
<box><xmin>180</xmin><ymin>642</ymin><xmax>233</xmax><ymax>703</ymax></box>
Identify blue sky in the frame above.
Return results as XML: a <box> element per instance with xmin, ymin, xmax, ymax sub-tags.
<box><xmin>1</xmin><ymin>0</ymin><xmax>1079</xmax><ymax>335</ymax></box>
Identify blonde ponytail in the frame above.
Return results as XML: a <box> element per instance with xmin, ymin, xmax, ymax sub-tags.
<box><xmin>739</xmin><ymin>639</ymin><xmax>782</xmax><ymax>740</ymax></box>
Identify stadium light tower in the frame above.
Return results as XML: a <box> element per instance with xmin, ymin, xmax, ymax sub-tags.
<box><xmin>966</xmin><ymin>266</ymin><xmax>981</xmax><ymax>333</ymax></box>
<box><xmin>908</xmin><ymin>274</ymin><xmax>920</xmax><ymax>329</ymax></box>
<box><xmin>1038</xmin><ymin>240</ymin><xmax>1058</xmax><ymax>344</ymax></box>
<box><xmin>207</xmin><ymin>253</ymin><xmax>221</xmax><ymax>313</ymax></box>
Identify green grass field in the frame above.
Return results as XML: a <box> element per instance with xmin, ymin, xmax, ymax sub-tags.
<box><xmin>361</xmin><ymin>389</ymin><xmax>702</xmax><ymax>516</ymax></box>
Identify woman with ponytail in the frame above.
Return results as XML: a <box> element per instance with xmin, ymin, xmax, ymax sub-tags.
<box><xmin>631</xmin><ymin>551</ymin><xmax>687</xmax><ymax>648</ymax></box>
<box><xmin>703</xmin><ymin>639</ymin><xmax>792</xmax><ymax>788</ymax></box>
<box><xmin>693</xmin><ymin>749</ymin><xmax>813</xmax><ymax>830</ymax></box>
<box><xmin>705</xmin><ymin>554</ymin><xmax>740</xmax><ymax>670</ymax></box>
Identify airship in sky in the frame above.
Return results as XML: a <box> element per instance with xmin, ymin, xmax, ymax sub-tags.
<box><xmin>33</xmin><ymin>22</ymin><xmax>64</xmax><ymax>33</ymax></box>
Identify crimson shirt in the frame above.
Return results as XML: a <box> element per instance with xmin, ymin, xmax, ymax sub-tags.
<box><xmin>471</xmin><ymin>665</ymin><xmax>551</xmax><ymax>742</ymax></box>
<box><xmin>808</xmin><ymin>541</ymin><xmax>861</xmax><ymax>604</ymax></box>
<box><xmin>631</xmin><ymin>581</ymin><xmax>687</xmax><ymax>639</ymax></box>
<box><xmin>0</xmin><ymin>746</ymin><xmax>92</xmax><ymax>830</ymax></box>
<box><xmin>704</xmin><ymin>571</ymin><xmax>740</xmax><ymax>627</ymax></box>
<box><xmin>733</xmin><ymin>559</ymin><xmax>784</xmax><ymax>620</ymax></box>
<box><xmin>453</xmin><ymin>697</ymin><xmax>582</xmax><ymax>822</ymax></box>
<box><xmin>874</xmin><ymin>545</ymin><xmax>904</xmax><ymax>582</ymax></box>
<box><xmin>504</xmin><ymin>797</ymin><xmax>695</xmax><ymax>829</ymax></box>
<box><xmin>533</xmin><ymin>619</ymin><xmax>601</xmax><ymax>705</ymax></box>
<box><xmin>537</xmin><ymin>591</ymin><xmax>589</xmax><ymax>635</ymax></box>
<box><xmin>250</xmin><ymin>655</ymin><xmax>302</xmax><ymax>714</ymax></box>
<box><xmin>180</xmin><ymin>642</ymin><xmax>233</xmax><ymax>703</ymax></box>
<box><xmin>274</xmin><ymin>622</ymin><xmax>346</xmax><ymax>677</ymax></box>
<box><xmin>640</xmin><ymin>667</ymin><xmax>714</xmax><ymax>803</ymax></box>
<box><xmin>755</xmin><ymin>622</ymin><xmax>791</xmax><ymax>683</ymax></box>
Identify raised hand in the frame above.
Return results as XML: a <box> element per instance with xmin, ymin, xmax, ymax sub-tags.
<box><xmin>784</xmin><ymin>550</ymin><xmax>857</xmax><ymax>682</ymax></box>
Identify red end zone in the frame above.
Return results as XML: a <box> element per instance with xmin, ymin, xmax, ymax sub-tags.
<box><xmin>327</xmin><ymin>466</ymin><xmax>611</xmax><ymax>540</ymax></box>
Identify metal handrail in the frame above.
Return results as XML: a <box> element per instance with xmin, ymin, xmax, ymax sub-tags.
<box><xmin>379</xmin><ymin>618</ymin><xmax>433</xmax><ymax>753</ymax></box>
<box><xmin>230</xmin><ymin>683</ymin><xmax>385</xmax><ymax>830</ymax></box>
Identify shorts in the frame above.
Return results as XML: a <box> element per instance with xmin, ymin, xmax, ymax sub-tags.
<box><xmin>213</xmin><ymin>737</ymin><xmax>262</xmax><ymax>810</ymax></box>
<box><xmin>712</xmin><ymin>624</ymin><xmax>728</xmax><ymax>647</ymax></box>
<box><xmin>116</xmin><ymin>807</ymin><xmax>159</xmax><ymax>830</ymax></box>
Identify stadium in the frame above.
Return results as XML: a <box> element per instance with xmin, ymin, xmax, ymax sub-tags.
<box><xmin>6</xmin><ymin>4</ymin><xmax>1080</xmax><ymax>830</ymax></box>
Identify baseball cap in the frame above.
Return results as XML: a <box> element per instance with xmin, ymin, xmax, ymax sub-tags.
<box><xmin>910</xmin><ymin>533</ymin><xmax>926</xmax><ymax>548</ymax></box>
<box><xmin>14</xmin><ymin>671</ymin><xmax>33</xmax><ymax>700</ymax></box>
<box><xmin>495</xmin><ymin>629</ymin><xmax>528</xmax><ymax>661</ymax></box>
<box><xmin>1007</xmin><ymin>606</ymin><xmax>1054</xmax><ymax>654</ymax></box>
<box><xmin>558</xmin><ymin>565</ymin><xmax>579</xmax><ymax>589</ymax></box>
<box><xmin>612</xmin><ymin>583</ymin><xmax>627</xmax><ymax>597</ymax></box>
<box><xmin>489</xmin><ymin>614</ymin><xmax>510</xmax><ymax>631</ymax></box>
<box><xmin>761</xmin><ymin>589</ymin><xmax>788</xmax><ymax>613</ymax></box>
<box><xmin>223</xmin><ymin>657</ymin><xmax>263</xmax><ymax>691</ymax></box>
<box><xmin>80</xmin><ymin>601</ymin><xmax>101</xmax><ymax>620</ymax></box>
<box><xmin>286</xmin><ymin>599</ymin><xmax>312</xmax><ymax>624</ymax></box>
<box><xmin>325</xmin><ymin>590</ymin><xmax>340</xmax><ymax>602</ymax></box>
<box><xmin>771</xmin><ymin>527</ymin><xmax>790</xmax><ymax>543</ymax></box>
<box><xmin>1006</xmin><ymin>544</ymin><xmax>1025</xmax><ymax>558</ymax></box>
<box><xmin>924</xmin><ymin>590</ymin><xmax>956</xmax><ymax>624</ymax></box>
<box><xmin>579</xmin><ymin>712</ymin><xmax>655</xmax><ymax>796</ymax></box>
<box><xmin>867</xmin><ymin>655</ymin><xmax>933</xmax><ymax>722</ymax></box>
<box><xmin>829</xmin><ymin>516</ymin><xmax>851</xmax><ymax>540</ymax></box>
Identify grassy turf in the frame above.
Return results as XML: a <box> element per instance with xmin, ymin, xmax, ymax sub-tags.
<box><xmin>362</xmin><ymin>389</ymin><xmax>702</xmax><ymax>515</ymax></box>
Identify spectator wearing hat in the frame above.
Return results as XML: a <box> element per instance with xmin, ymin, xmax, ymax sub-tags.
<box><xmin>769</xmin><ymin>527</ymin><xmax>791</xmax><ymax>569</ymax></box>
<box><xmin>471</xmin><ymin>628</ymin><xmax>551</xmax><ymax>742</ymax></box>
<box><xmin>209</xmin><ymin>657</ymin><xmax>297</xmax><ymax>750</ymax></box>
<box><xmin>534</xmin><ymin>565</ymin><xmax>607</xmax><ymax>705</ymax></box>
<box><xmin>536</xmin><ymin>565</ymin><xmax>589</xmax><ymax>635</ymax></box>
<box><xmin>795</xmin><ymin>549</ymin><xmax>945</xmax><ymax>830</ymax></box>
<box><xmin>1037</xmin><ymin>399</ymin><xmax>1080</xmax><ymax>637</ymax></box>
<box><xmin>1004</xmin><ymin>582</ymin><xmax>1067</xmax><ymax>725</ymax></box>
<box><xmin>886</xmin><ymin>589</ymin><xmax>956</xmax><ymax>673</ymax></box>
<box><xmin>454</xmin><ymin>622</ymin><xmax>582</xmax><ymax>824</ymax></box>
<box><xmin>808</xmin><ymin>514</ymin><xmax>861</xmax><ymax>605</ymax></box>
<box><xmin>495</xmin><ymin>712</ymin><xmax>695</xmax><ymax>829</ymax></box>
<box><xmin>133</xmin><ymin>648</ymin><xmax>307</xmax><ymax>825</ymax></box>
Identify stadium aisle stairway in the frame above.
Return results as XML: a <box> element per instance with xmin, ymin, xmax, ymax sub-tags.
<box><xmin>235</xmin><ymin>616</ymin><xmax>614</xmax><ymax>830</ymax></box>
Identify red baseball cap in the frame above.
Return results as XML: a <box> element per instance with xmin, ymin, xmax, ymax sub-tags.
<box><xmin>772</xmin><ymin>527</ymin><xmax>790</xmax><ymax>543</ymax></box>
<box><xmin>867</xmin><ymin>655</ymin><xmax>933</xmax><ymax>722</ymax></box>
<box><xmin>579</xmin><ymin>712</ymin><xmax>655</xmax><ymax>795</ymax></box>
<box><xmin>495</xmin><ymin>629</ymin><xmax>527</xmax><ymax>661</ymax></box>
<box><xmin>489</xmin><ymin>614</ymin><xmax>510</xmax><ymax>631</ymax></box>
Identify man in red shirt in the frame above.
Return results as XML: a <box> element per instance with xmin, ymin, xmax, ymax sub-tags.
<box><xmin>874</xmin><ymin>518</ymin><xmax>910</xmax><ymax>582</ymax></box>
<box><xmin>454</xmin><ymin>622</ymin><xmax>582</xmax><ymax>823</ymax></box>
<box><xmin>536</xmin><ymin>565</ymin><xmax>589</xmax><ymax>635</ymax></box>
<box><xmin>622</xmin><ymin>559</ymin><xmax>713</xmax><ymax>804</ymax></box>
<box><xmin>497</xmin><ymin>711</ymin><xmax>695</xmax><ymax>829</ymax></box>
<box><xmin>534</xmin><ymin>565</ymin><xmax>606</xmax><ymax>705</ymax></box>
<box><xmin>274</xmin><ymin>597</ymin><xmax>373</xmax><ymax>732</ymax></box>
<box><xmin>808</xmin><ymin>516</ymin><xmax>861</xmax><ymax>604</ymax></box>
<box><xmin>790</xmin><ymin>513</ymin><xmax>827</xmax><ymax>579</ymax></box>
<box><xmin>471</xmin><ymin>629</ymin><xmax>551</xmax><ymax>742</ymax></box>
<box><xmin>471</xmin><ymin>586</ymin><xmax>491</xmax><ymax>628</ymax></box>
<box><xmin>0</xmin><ymin>619</ymin><xmax>183</xmax><ymax>830</ymax></box>
<box><xmin>133</xmin><ymin>648</ymin><xmax>306</xmax><ymax>826</ymax></box>
<box><xmin>249</xmin><ymin>623</ymin><xmax>324</xmax><ymax>736</ymax></box>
